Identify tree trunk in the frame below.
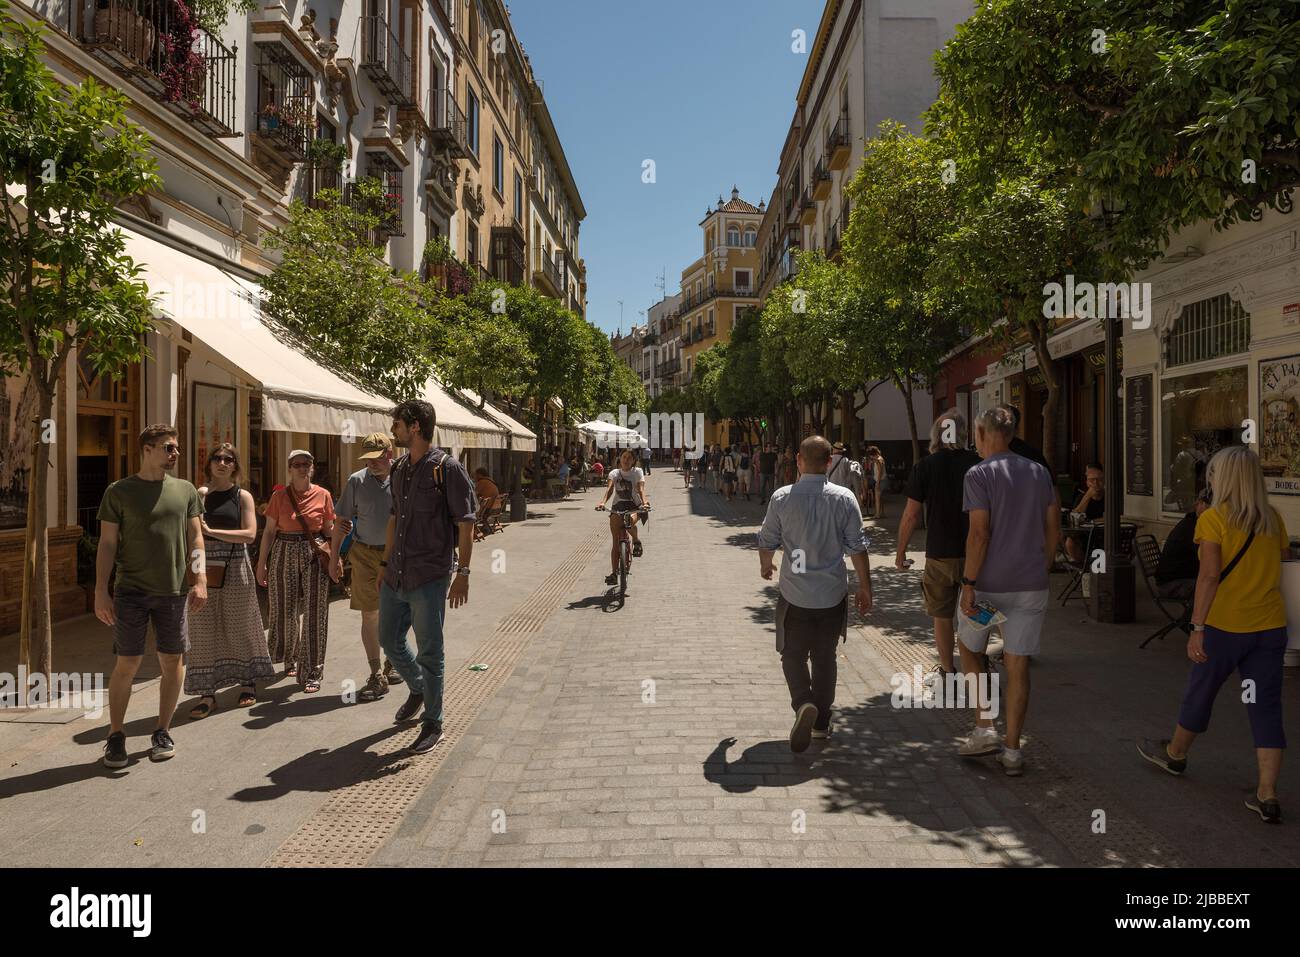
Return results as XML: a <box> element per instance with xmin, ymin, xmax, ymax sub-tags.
<box><xmin>895</xmin><ymin>373</ymin><xmax>921</xmax><ymax>467</ymax></box>
<box><xmin>839</xmin><ymin>390</ymin><xmax>853</xmax><ymax>447</ymax></box>
<box><xmin>21</xmin><ymin>384</ymin><xmax>55</xmax><ymax>687</ymax></box>
<box><xmin>1029</xmin><ymin>321</ymin><xmax>1062</xmax><ymax>477</ymax></box>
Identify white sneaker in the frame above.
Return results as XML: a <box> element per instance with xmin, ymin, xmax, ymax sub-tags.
<box><xmin>997</xmin><ymin>750</ymin><xmax>1025</xmax><ymax>776</ymax></box>
<box><xmin>958</xmin><ymin>726</ymin><xmax>1002</xmax><ymax>757</ymax></box>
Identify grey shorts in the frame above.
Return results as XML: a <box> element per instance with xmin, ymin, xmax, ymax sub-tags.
<box><xmin>957</xmin><ymin>588</ymin><xmax>1049</xmax><ymax>657</ymax></box>
<box><xmin>113</xmin><ymin>589</ymin><xmax>190</xmax><ymax>657</ymax></box>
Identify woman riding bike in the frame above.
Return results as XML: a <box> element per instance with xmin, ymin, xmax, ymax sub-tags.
<box><xmin>595</xmin><ymin>449</ymin><xmax>650</xmax><ymax>585</ymax></box>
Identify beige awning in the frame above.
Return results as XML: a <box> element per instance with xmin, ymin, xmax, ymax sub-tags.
<box><xmin>421</xmin><ymin>377</ymin><xmax>515</xmax><ymax>451</ymax></box>
<box><xmin>117</xmin><ymin>225</ymin><xmax>396</xmax><ymax>437</ymax></box>
<box><xmin>459</xmin><ymin>388</ymin><xmax>537</xmax><ymax>452</ymax></box>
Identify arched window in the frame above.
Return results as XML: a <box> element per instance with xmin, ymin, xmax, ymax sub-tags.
<box><xmin>1164</xmin><ymin>292</ymin><xmax>1250</xmax><ymax>367</ymax></box>
<box><xmin>727</xmin><ymin>225</ymin><xmax>741</xmax><ymax>246</ymax></box>
<box><xmin>744</xmin><ymin>227</ymin><xmax>757</xmax><ymax>247</ymax></box>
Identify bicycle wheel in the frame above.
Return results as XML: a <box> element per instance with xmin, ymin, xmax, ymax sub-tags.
<box><xmin>619</xmin><ymin>541</ymin><xmax>629</xmax><ymax>596</ymax></box>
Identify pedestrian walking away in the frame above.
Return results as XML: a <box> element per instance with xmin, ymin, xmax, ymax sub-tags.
<box><xmin>185</xmin><ymin>443</ymin><xmax>273</xmax><ymax>720</ymax></box>
<box><xmin>257</xmin><ymin>449</ymin><xmax>335</xmax><ymax>694</ymax></box>
<box><xmin>379</xmin><ymin>400</ymin><xmax>479</xmax><ymax>755</ymax></box>
<box><xmin>757</xmin><ymin>435</ymin><xmax>872</xmax><ymax>751</ymax></box>
<box><xmin>720</xmin><ymin>446</ymin><xmax>738</xmax><ymax>501</ymax></box>
<box><xmin>330</xmin><ymin>432</ymin><xmax>399</xmax><ymax>703</ymax></box>
<box><xmin>895</xmin><ymin>410</ymin><xmax>981</xmax><ymax>698</ymax></box>
<box><xmin>596</xmin><ymin>449</ymin><xmax>650</xmax><ymax>585</ymax></box>
<box><xmin>957</xmin><ymin>407</ymin><xmax>1059</xmax><ymax>775</ymax></box>
<box><xmin>737</xmin><ymin>444</ymin><xmax>753</xmax><ymax>501</ymax></box>
<box><xmin>827</xmin><ymin>441</ymin><xmax>865</xmax><ymax>504</ymax></box>
<box><xmin>641</xmin><ymin>443</ymin><xmax>652</xmax><ymax>475</ymax></box>
<box><xmin>1137</xmin><ymin>447</ymin><xmax>1290</xmax><ymax>823</ymax></box>
<box><xmin>757</xmin><ymin>443</ymin><xmax>777</xmax><ymax>504</ymax></box>
<box><xmin>95</xmin><ymin>424</ymin><xmax>205</xmax><ymax>767</ymax></box>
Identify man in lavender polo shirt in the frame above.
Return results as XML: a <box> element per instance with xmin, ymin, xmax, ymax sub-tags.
<box><xmin>379</xmin><ymin>399</ymin><xmax>479</xmax><ymax>755</ymax></box>
<box><xmin>956</xmin><ymin>406</ymin><xmax>1059</xmax><ymax>775</ymax></box>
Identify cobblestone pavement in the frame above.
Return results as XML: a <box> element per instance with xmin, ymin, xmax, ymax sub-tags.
<box><xmin>365</xmin><ymin>473</ymin><xmax>1102</xmax><ymax>868</ymax></box>
<box><xmin>5</xmin><ymin>467</ymin><xmax>1299</xmax><ymax>867</ymax></box>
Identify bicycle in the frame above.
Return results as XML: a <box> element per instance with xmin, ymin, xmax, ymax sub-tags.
<box><xmin>596</xmin><ymin>503</ymin><xmax>651</xmax><ymax>598</ymax></box>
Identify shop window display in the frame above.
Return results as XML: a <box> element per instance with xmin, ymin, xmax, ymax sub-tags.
<box><xmin>1161</xmin><ymin>365</ymin><xmax>1247</xmax><ymax>512</ymax></box>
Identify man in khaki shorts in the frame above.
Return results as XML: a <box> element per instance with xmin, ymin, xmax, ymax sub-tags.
<box><xmin>896</xmin><ymin>410</ymin><xmax>981</xmax><ymax>694</ymax></box>
<box><xmin>330</xmin><ymin>433</ymin><xmax>399</xmax><ymax>701</ymax></box>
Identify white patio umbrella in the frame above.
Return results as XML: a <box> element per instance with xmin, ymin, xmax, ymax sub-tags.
<box><xmin>576</xmin><ymin>420</ymin><xmax>648</xmax><ymax>449</ymax></box>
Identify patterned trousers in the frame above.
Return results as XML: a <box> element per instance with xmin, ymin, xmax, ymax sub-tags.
<box><xmin>268</xmin><ymin>533</ymin><xmax>330</xmax><ymax>685</ymax></box>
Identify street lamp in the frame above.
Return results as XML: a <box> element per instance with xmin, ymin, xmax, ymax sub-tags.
<box><xmin>1088</xmin><ymin>188</ymin><xmax>1134</xmax><ymax>622</ymax></box>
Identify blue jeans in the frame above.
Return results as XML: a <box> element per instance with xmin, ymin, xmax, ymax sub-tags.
<box><xmin>379</xmin><ymin>577</ymin><xmax>449</xmax><ymax>730</ymax></box>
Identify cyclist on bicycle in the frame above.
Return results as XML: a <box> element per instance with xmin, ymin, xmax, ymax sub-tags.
<box><xmin>595</xmin><ymin>448</ymin><xmax>650</xmax><ymax>586</ymax></box>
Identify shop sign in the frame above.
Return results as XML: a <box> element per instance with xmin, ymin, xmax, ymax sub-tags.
<box><xmin>1284</xmin><ymin>303</ymin><xmax>1300</xmax><ymax>327</ymax></box>
<box><xmin>1260</xmin><ymin>354</ymin><xmax>1300</xmax><ymax>495</ymax></box>
<box><xmin>1125</xmin><ymin>373</ymin><xmax>1153</xmax><ymax>496</ymax></box>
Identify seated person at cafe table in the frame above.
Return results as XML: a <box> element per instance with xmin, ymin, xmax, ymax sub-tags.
<box><xmin>1155</xmin><ymin>487</ymin><xmax>1211</xmax><ymax>599</ymax></box>
<box><xmin>473</xmin><ymin>468</ymin><xmax>499</xmax><ymax>504</ymax></box>
<box><xmin>1065</xmin><ymin>464</ymin><xmax>1106</xmax><ymax>562</ymax></box>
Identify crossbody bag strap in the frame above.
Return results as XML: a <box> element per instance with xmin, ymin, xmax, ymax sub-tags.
<box><xmin>1218</xmin><ymin>529</ymin><xmax>1256</xmax><ymax>583</ymax></box>
<box><xmin>284</xmin><ymin>483</ymin><xmax>322</xmax><ymax>538</ymax></box>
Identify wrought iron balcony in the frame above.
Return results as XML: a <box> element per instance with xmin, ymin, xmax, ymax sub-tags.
<box><xmin>254</xmin><ymin>46</ymin><xmax>312</xmax><ymax>163</ymax></box>
<box><xmin>799</xmin><ymin>186</ymin><xmax>817</xmax><ymax>226</ymax></box>
<box><xmin>360</xmin><ymin>14</ymin><xmax>414</xmax><ymax>109</ymax></box>
<box><xmin>812</xmin><ymin>158</ymin><xmax>832</xmax><ymax>201</ymax></box>
<box><xmin>534</xmin><ymin>247</ymin><xmax>563</xmax><ymax>296</ymax></box>
<box><xmin>77</xmin><ymin>0</ymin><xmax>238</xmax><ymax>136</ymax></box>
<box><xmin>430</xmin><ymin>88</ymin><xmax>468</xmax><ymax>157</ymax></box>
<box><xmin>827</xmin><ymin>114</ymin><xmax>851</xmax><ymax>170</ymax></box>
<box><xmin>301</xmin><ymin>162</ymin><xmax>343</xmax><ymax>208</ymax></box>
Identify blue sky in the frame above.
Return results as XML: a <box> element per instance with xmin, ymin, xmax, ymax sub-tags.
<box><xmin>506</xmin><ymin>0</ymin><xmax>827</xmax><ymax>335</ymax></box>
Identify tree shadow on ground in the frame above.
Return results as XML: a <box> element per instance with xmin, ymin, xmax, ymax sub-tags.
<box><xmin>700</xmin><ymin>691</ymin><xmax>1071</xmax><ymax>865</ymax></box>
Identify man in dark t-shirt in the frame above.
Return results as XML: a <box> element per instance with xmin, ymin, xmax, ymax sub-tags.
<box><xmin>758</xmin><ymin>444</ymin><xmax>778</xmax><ymax>504</ymax></box>
<box><xmin>1155</xmin><ymin>490</ymin><xmax>1210</xmax><ymax>598</ymax></box>
<box><xmin>896</xmin><ymin>411</ymin><xmax>982</xmax><ymax>685</ymax></box>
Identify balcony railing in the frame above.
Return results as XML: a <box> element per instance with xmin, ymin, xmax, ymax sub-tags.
<box><xmin>301</xmin><ymin>162</ymin><xmax>343</xmax><ymax>208</ymax></box>
<box><xmin>430</xmin><ymin>88</ymin><xmax>468</xmax><ymax>156</ymax></box>
<box><xmin>255</xmin><ymin>46</ymin><xmax>312</xmax><ymax>162</ymax></box>
<box><xmin>77</xmin><ymin>0</ymin><xmax>238</xmax><ymax>136</ymax></box>
<box><xmin>535</xmin><ymin>247</ymin><xmax>563</xmax><ymax>294</ymax></box>
<box><xmin>360</xmin><ymin>14</ymin><xmax>414</xmax><ymax>108</ymax></box>
<box><xmin>799</xmin><ymin>186</ymin><xmax>817</xmax><ymax>225</ymax></box>
<box><xmin>827</xmin><ymin>114</ymin><xmax>851</xmax><ymax>170</ymax></box>
<box><xmin>812</xmin><ymin>158</ymin><xmax>832</xmax><ymax>201</ymax></box>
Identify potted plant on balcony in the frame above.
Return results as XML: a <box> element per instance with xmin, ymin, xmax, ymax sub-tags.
<box><xmin>305</xmin><ymin>137</ymin><xmax>347</xmax><ymax>171</ymax></box>
<box><xmin>158</xmin><ymin>0</ymin><xmax>205</xmax><ymax>110</ymax></box>
<box><xmin>94</xmin><ymin>0</ymin><xmax>156</xmax><ymax>63</ymax></box>
<box><xmin>260</xmin><ymin>102</ymin><xmax>280</xmax><ymax>131</ymax></box>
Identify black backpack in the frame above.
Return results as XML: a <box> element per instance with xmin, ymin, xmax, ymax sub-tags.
<box><xmin>739</xmin><ymin>454</ymin><xmax>750</xmax><ymax>470</ymax></box>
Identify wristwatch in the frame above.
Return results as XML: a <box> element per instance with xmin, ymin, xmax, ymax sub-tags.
<box><xmin>960</xmin><ymin>576</ymin><xmax>977</xmax><ymax>587</ymax></box>
<box><xmin>456</xmin><ymin>565</ymin><xmax>471</xmax><ymax>576</ymax></box>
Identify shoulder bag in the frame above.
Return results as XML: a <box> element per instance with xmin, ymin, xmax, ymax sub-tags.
<box><xmin>1218</xmin><ymin>529</ymin><xmax>1256</xmax><ymax>583</ymax></box>
<box><xmin>187</xmin><ymin>487</ymin><xmax>231</xmax><ymax>590</ymax></box>
<box><xmin>285</xmin><ymin>483</ymin><xmax>333</xmax><ymax>575</ymax></box>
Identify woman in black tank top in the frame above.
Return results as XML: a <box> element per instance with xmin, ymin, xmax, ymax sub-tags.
<box><xmin>185</xmin><ymin>443</ymin><xmax>274</xmax><ymax>717</ymax></box>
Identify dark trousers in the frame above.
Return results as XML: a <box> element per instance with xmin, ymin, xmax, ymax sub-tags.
<box><xmin>1177</xmin><ymin>624</ymin><xmax>1287</xmax><ymax>748</ymax></box>
<box><xmin>780</xmin><ymin>599</ymin><xmax>844</xmax><ymax>730</ymax></box>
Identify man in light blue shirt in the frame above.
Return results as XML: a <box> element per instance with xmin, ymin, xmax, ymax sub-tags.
<box><xmin>757</xmin><ymin>435</ymin><xmax>873</xmax><ymax>752</ymax></box>
<box><xmin>329</xmin><ymin>432</ymin><xmax>398</xmax><ymax>701</ymax></box>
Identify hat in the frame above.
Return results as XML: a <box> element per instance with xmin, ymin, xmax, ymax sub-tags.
<box><xmin>287</xmin><ymin>449</ymin><xmax>314</xmax><ymax>464</ymax></box>
<box><xmin>831</xmin><ymin>441</ymin><xmax>847</xmax><ymax>452</ymax></box>
<box><xmin>358</xmin><ymin>432</ymin><xmax>393</xmax><ymax>460</ymax></box>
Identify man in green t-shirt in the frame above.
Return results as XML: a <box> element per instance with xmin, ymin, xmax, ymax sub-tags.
<box><xmin>95</xmin><ymin>424</ymin><xmax>205</xmax><ymax>769</ymax></box>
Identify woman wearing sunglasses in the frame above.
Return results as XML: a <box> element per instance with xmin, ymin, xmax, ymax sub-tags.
<box><xmin>256</xmin><ymin>449</ymin><xmax>335</xmax><ymax>693</ymax></box>
<box><xmin>186</xmin><ymin>444</ymin><xmax>274</xmax><ymax>718</ymax></box>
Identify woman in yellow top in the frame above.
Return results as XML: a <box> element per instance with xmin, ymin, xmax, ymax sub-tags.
<box><xmin>1138</xmin><ymin>447</ymin><xmax>1290</xmax><ymax>823</ymax></box>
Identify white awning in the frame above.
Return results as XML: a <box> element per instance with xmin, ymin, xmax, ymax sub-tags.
<box><xmin>459</xmin><ymin>388</ymin><xmax>537</xmax><ymax>452</ymax></box>
<box><xmin>577</xmin><ymin>420</ymin><xmax>648</xmax><ymax>449</ymax></box>
<box><xmin>421</xmin><ymin>377</ymin><xmax>517</xmax><ymax>451</ymax></box>
<box><xmin>117</xmin><ymin>225</ymin><xmax>395</xmax><ymax>436</ymax></box>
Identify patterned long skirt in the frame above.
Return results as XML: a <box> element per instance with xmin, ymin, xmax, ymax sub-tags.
<box><xmin>185</xmin><ymin>540</ymin><xmax>276</xmax><ymax>694</ymax></box>
<box><xmin>268</xmin><ymin>532</ymin><xmax>330</xmax><ymax>686</ymax></box>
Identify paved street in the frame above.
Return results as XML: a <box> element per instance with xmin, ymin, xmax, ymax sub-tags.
<box><xmin>3</xmin><ymin>466</ymin><xmax>1300</xmax><ymax>867</ymax></box>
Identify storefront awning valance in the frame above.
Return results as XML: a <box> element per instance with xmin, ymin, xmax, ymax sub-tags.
<box><xmin>117</xmin><ymin>225</ymin><xmax>395</xmax><ymax>437</ymax></box>
<box><xmin>421</xmin><ymin>377</ymin><xmax>520</xmax><ymax>451</ymax></box>
<box><xmin>459</xmin><ymin>388</ymin><xmax>537</xmax><ymax>452</ymax></box>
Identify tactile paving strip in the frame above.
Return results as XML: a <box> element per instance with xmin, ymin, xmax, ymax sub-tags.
<box><xmin>858</xmin><ymin>624</ymin><xmax>1186</xmax><ymax>867</ymax></box>
<box><xmin>264</xmin><ymin>526</ymin><xmax>608</xmax><ymax>867</ymax></box>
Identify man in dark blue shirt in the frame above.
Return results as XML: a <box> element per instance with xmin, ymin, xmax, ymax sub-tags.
<box><xmin>379</xmin><ymin>400</ymin><xmax>479</xmax><ymax>755</ymax></box>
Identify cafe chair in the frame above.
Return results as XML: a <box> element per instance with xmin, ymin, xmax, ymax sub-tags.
<box><xmin>1133</xmin><ymin>533</ymin><xmax>1193</xmax><ymax>649</ymax></box>
<box><xmin>1058</xmin><ymin>524</ymin><xmax>1096</xmax><ymax>605</ymax></box>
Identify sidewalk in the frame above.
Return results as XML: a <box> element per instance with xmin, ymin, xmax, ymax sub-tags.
<box><xmin>3</xmin><ymin>470</ymin><xmax>1297</xmax><ymax>866</ymax></box>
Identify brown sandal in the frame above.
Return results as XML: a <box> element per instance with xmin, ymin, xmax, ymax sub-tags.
<box><xmin>189</xmin><ymin>695</ymin><xmax>217</xmax><ymax>720</ymax></box>
<box><xmin>304</xmin><ymin>679</ymin><xmax>321</xmax><ymax>694</ymax></box>
<box><xmin>237</xmin><ymin>686</ymin><xmax>256</xmax><ymax>707</ymax></box>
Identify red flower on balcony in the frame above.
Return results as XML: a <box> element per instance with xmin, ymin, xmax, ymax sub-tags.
<box><xmin>159</xmin><ymin>0</ymin><xmax>205</xmax><ymax>111</ymax></box>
